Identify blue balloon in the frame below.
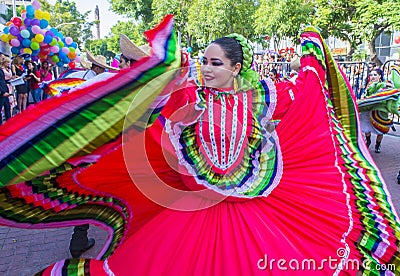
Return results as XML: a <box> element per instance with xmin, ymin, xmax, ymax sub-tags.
<box><xmin>58</xmin><ymin>51</ymin><xmax>67</xmax><ymax>60</ymax></box>
<box><xmin>44</xmin><ymin>35</ymin><xmax>53</xmax><ymax>44</ymax></box>
<box><xmin>20</xmin><ymin>30</ymin><xmax>31</xmax><ymax>39</ymax></box>
<box><xmin>26</xmin><ymin>12</ymin><xmax>35</xmax><ymax>19</ymax></box>
<box><xmin>22</xmin><ymin>38</ymin><xmax>31</xmax><ymax>48</ymax></box>
<box><xmin>3</xmin><ymin>26</ymin><xmax>9</xmax><ymax>34</ymax></box>
<box><xmin>56</xmin><ymin>61</ymin><xmax>64</xmax><ymax>67</ymax></box>
<box><xmin>26</xmin><ymin>5</ymin><xmax>35</xmax><ymax>15</ymax></box>
<box><xmin>11</xmin><ymin>47</ymin><xmax>20</xmax><ymax>54</ymax></box>
<box><xmin>71</xmin><ymin>42</ymin><xmax>78</xmax><ymax>49</ymax></box>
<box><xmin>32</xmin><ymin>49</ymin><xmax>40</xmax><ymax>55</ymax></box>
<box><xmin>40</xmin><ymin>19</ymin><xmax>49</xmax><ymax>29</ymax></box>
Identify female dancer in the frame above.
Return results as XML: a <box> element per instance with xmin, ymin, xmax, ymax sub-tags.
<box><xmin>0</xmin><ymin>16</ymin><xmax>399</xmax><ymax>275</ymax></box>
<box><xmin>359</xmin><ymin>67</ymin><xmax>399</xmax><ymax>153</ymax></box>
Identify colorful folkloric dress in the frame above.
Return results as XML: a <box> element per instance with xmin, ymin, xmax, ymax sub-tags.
<box><xmin>0</xmin><ymin>16</ymin><xmax>399</xmax><ymax>275</ymax></box>
<box><xmin>357</xmin><ymin>73</ymin><xmax>400</xmax><ymax>135</ymax></box>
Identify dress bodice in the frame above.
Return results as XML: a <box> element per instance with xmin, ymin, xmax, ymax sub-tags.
<box><xmin>164</xmin><ymin>82</ymin><xmax>283</xmax><ymax>198</ymax></box>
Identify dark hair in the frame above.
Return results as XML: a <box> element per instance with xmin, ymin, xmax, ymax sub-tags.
<box><xmin>270</xmin><ymin>68</ymin><xmax>278</xmax><ymax>76</ymax></box>
<box><xmin>371</xmin><ymin>68</ymin><xmax>383</xmax><ymax>81</ymax></box>
<box><xmin>211</xmin><ymin>37</ymin><xmax>243</xmax><ymax>69</ymax></box>
<box><xmin>120</xmin><ymin>54</ymin><xmax>136</xmax><ymax>65</ymax></box>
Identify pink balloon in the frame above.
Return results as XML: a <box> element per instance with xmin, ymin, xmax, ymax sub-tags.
<box><xmin>32</xmin><ymin>25</ymin><xmax>41</xmax><ymax>34</ymax></box>
<box><xmin>32</xmin><ymin>0</ymin><xmax>41</xmax><ymax>10</ymax></box>
<box><xmin>21</xmin><ymin>12</ymin><xmax>26</xmax><ymax>20</ymax></box>
<box><xmin>65</xmin><ymin>37</ymin><xmax>73</xmax><ymax>45</ymax></box>
<box><xmin>62</xmin><ymin>47</ymin><xmax>69</xmax><ymax>54</ymax></box>
<box><xmin>10</xmin><ymin>38</ymin><xmax>20</xmax><ymax>47</ymax></box>
<box><xmin>50</xmin><ymin>45</ymin><xmax>59</xmax><ymax>53</ymax></box>
<box><xmin>74</xmin><ymin>55</ymin><xmax>81</xmax><ymax>62</ymax></box>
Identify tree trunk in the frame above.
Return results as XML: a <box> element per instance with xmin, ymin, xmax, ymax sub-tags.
<box><xmin>368</xmin><ymin>37</ymin><xmax>382</xmax><ymax>67</ymax></box>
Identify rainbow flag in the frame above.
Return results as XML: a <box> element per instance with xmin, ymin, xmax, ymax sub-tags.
<box><xmin>42</xmin><ymin>78</ymin><xmax>86</xmax><ymax>96</ymax></box>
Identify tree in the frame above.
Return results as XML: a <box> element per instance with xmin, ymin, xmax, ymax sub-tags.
<box><xmin>39</xmin><ymin>0</ymin><xmax>93</xmax><ymax>48</ymax></box>
<box><xmin>85</xmin><ymin>39</ymin><xmax>115</xmax><ymax>61</ymax></box>
<box><xmin>110</xmin><ymin>0</ymin><xmax>153</xmax><ymax>27</ymax></box>
<box><xmin>254</xmin><ymin>0</ymin><xmax>314</xmax><ymax>52</ymax></box>
<box><xmin>104</xmin><ymin>20</ymin><xmax>149</xmax><ymax>54</ymax></box>
<box><xmin>312</xmin><ymin>0</ymin><xmax>361</xmax><ymax>59</ymax></box>
<box><xmin>353</xmin><ymin>0</ymin><xmax>400</xmax><ymax>65</ymax></box>
<box><xmin>188</xmin><ymin>0</ymin><xmax>259</xmax><ymax>50</ymax></box>
<box><xmin>152</xmin><ymin>0</ymin><xmax>192</xmax><ymax>47</ymax></box>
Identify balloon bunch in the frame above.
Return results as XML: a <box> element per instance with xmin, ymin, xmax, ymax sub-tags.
<box><xmin>0</xmin><ymin>0</ymin><xmax>80</xmax><ymax>68</ymax></box>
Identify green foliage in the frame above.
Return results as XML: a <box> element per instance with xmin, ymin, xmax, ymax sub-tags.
<box><xmin>85</xmin><ymin>39</ymin><xmax>115</xmax><ymax>61</ymax></box>
<box><xmin>39</xmin><ymin>0</ymin><xmax>93</xmax><ymax>48</ymax></box>
<box><xmin>254</xmin><ymin>0</ymin><xmax>314</xmax><ymax>49</ymax></box>
<box><xmin>152</xmin><ymin>0</ymin><xmax>192</xmax><ymax>45</ymax></box>
<box><xmin>104</xmin><ymin>21</ymin><xmax>148</xmax><ymax>54</ymax></box>
<box><xmin>187</xmin><ymin>0</ymin><xmax>259</xmax><ymax>49</ymax></box>
<box><xmin>101</xmin><ymin>0</ymin><xmax>400</xmax><ymax>64</ymax></box>
<box><xmin>110</xmin><ymin>0</ymin><xmax>153</xmax><ymax>26</ymax></box>
<box><xmin>0</xmin><ymin>5</ymin><xmax>13</xmax><ymax>25</ymax></box>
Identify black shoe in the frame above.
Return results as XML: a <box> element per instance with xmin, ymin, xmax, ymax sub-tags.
<box><xmin>397</xmin><ymin>172</ymin><xmax>400</xmax><ymax>185</ymax></box>
<box><xmin>70</xmin><ymin>238</ymin><xmax>95</xmax><ymax>258</ymax></box>
<box><xmin>375</xmin><ymin>144</ymin><xmax>381</xmax><ymax>153</ymax></box>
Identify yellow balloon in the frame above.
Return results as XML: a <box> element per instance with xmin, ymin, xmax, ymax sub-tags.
<box><xmin>35</xmin><ymin>34</ymin><xmax>44</xmax><ymax>42</ymax></box>
<box><xmin>34</xmin><ymin>10</ymin><xmax>43</xmax><ymax>20</ymax></box>
<box><xmin>23</xmin><ymin>48</ymin><xmax>33</xmax><ymax>54</ymax></box>
<box><xmin>43</xmin><ymin>11</ymin><xmax>51</xmax><ymax>21</ymax></box>
<box><xmin>0</xmin><ymin>34</ymin><xmax>10</xmax><ymax>42</ymax></box>
<box><xmin>31</xmin><ymin>38</ymin><xmax>38</xmax><ymax>43</ymax></box>
<box><xmin>8</xmin><ymin>34</ymin><xmax>16</xmax><ymax>40</ymax></box>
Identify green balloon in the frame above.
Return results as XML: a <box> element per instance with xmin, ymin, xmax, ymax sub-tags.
<box><xmin>31</xmin><ymin>42</ymin><xmax>40</xmax><ymax>50</ymax></box>
<box><xmin>51</xmin><ymin>55</ymin><xmax>59</xmax><ymax>63</ymax></box>
<box><xmin>50</xmin><ymin>38</ymin><xmax>57</xmax><ymax>46</ymax></box>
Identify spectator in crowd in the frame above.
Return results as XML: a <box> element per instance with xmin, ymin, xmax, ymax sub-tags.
<box><xmin>0</xmin><ymin>50</ymin><xmax>16</xmax><ymax>118</ymax></box>
<box><xmin>28</xmin><ymin>61</ymin><xmax>42</xmax><ymax>103</ymax></box>
<box><xmin>0</xmin><ymin>51</ymin><xmax>10</xmax><ymax>123</ymax></box>
<box><xmin>39</xmin><ymin>60</ymin><xmax>53</xmax><ymax>100</ymax></box>
<box><xmin>11</xmin><ymin>54</ymin><xmax>29</xmax><ymax>113</ymax></box>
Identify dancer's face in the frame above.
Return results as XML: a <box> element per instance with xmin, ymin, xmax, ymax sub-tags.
<box><xmin>369</xmin><ymin>70</ymin><xmax>381</xmax><ymax>83</ymax></box>
<box><xmin>201</xmin><ymin>43</ymin><xmax>241</xmax><ymax>89</ymax></box>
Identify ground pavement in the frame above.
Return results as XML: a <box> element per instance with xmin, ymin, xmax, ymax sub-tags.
<box><xmin>0</xmin><ymin>132</ymin><xmax>399</xmax><ymax>275</ymax></box>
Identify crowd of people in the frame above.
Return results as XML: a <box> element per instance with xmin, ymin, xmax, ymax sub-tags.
<box><xmin>0</xmin><ymin>15</ymin><xmax>400</xmax><ymax>275</ymax></box>
<box><xmin>0</xmin><ymin>50</ymin><xmax>55</xmax><ymax>124</ymax></box>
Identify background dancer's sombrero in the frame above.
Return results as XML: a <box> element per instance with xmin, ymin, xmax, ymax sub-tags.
<box><xmin>86</xmin><ymin>51</ymin><xmax>118</xmax><ymax>71</ymax></box>
<box><xmin>119</xmin><ymin>34</ymin><xmax>151</xmax><ymax>61</ymax></box>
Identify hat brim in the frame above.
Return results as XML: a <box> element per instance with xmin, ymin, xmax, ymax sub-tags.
<box><xmin>12</xmin><ymin>53</ymin><xmax>31</xmax><ymax>59</ymax></box>
<box><xmin>86</xmin><ymin>51</ymin><xmax>119</xmax><ymax>71</ymax></box>
<box><xmin>120</xmin><ymin>34</ymin><xmax>150</xmax><ymax>61</ymax></box>
<box><xmin>80</xmin><ymin>59</ymin><xmax>92</xmax><ymax>70</ymax></box>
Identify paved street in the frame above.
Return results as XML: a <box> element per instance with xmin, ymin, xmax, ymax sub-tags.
<box><xmin>0</xmin><ymin>131</ymin><xmax>399</xmax><ymax>276</ymax></box>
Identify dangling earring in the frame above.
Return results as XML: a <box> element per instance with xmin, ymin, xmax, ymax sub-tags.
<box><xmin>234</xmin><ymin>76</ymin><xmax>239</xmax><ymax>93</ymax></box>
